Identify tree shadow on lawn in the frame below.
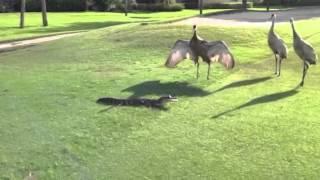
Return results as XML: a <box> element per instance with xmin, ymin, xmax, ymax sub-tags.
<box><xmin>130</xmin><ymin>16</ymin><xmax>152</xmax><ymax>19</ymax></box>
<box><xmin>212</xmin><ymin>88</ymin><xmax>299</xmax><ymax>119</ymax></box>
<box><xmin>122</xmin><ymin>80</ymin><xmax>211</xmax><ymax>98</ymax></box>
<box><xmin>7</xmin><ymin>20</ymin><xmax>155</xmax><ymax>36</ymax></box>
<box><xmin>214</xmin><ymin>76</ymin><xmax>273</xmax><ymax>93</ymax></box>
<box><xmin>21</xmin><ymin>21</ymin><xmax>131</xmax><ymax>34</ymax></box>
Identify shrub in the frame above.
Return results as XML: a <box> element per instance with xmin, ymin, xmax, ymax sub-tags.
<box><xmin>136</xmin><ymin>0</ymin><xmax>177</xmax><ymax>3</ymax></box>
<box><xmin>185</xmin><ymin>2</ymin><xmax>253</xmax><ymax>9</ymax></box>
<box><xmin>93</xmin><ymin>0</ymin><xmax>136</xmax><ymax>11</ymax></box>
<box><xmin>0</xmin><ymin>0</ymin><xmax>17</xmax><ymax>12</ymax></box>
<box><xmin>165</xmin><ymin>3</ymin><xmax>184</xmax><ymax>11</ymax></box>
<box><xmin>17</xmin><ymin>0</ymin><xmax>87</xmax><ymax>12</ymax></box>
<box><xmin>135</xmin><ymin>3</ymin><xmax>184</xmax><ymax>11</ymax></box>
<box><xmin>48</xmin><ymin>0</ymin><xmax>87</xmax><ymax>11</ymax></box>
<box><xmin>136</xmin><ymin>0</ymin><xmax>158</xmax><ymax>3</ymax></box>
<box><xmin>207</xmin><ymin>2</ymin><xmax>253</xmax><ymax>9</ymax></box>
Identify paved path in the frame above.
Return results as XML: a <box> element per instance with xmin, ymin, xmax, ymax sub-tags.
<box><xmin>0</xmin><ymin>33</ymin><xmax>81</xmax><ymax>52</ymax></box>
<box><xmin>1</xmin><ymin>7</ymin><xmax>319</xmax><ymax>52</ymax></box>
<box><xmin>174</xmin><ymin>6</ymin><xmax>320</xmax><ymax>27</ymax></box>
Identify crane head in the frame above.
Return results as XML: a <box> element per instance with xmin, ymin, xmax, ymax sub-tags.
<box><xmin>270</xmin><ymin>13</ymin><xmax>276</xmax><ymax>20</ymax></box>
<box><xmin>193</xmin><ymin>25</ymin><xmax>197</xmax><ymax>31</ymax></box>
<box><xmin>193</xmin><ymin>25</ymin><xmax>197</xmax><ymax>29</ymax></box>
<box><xmin>290</xmin><ymin>17</ymin><xmax>294</xmax><ymax>23</ymax></box>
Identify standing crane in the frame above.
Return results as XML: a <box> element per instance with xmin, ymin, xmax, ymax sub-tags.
<box><xmin>165</xmin><ymin>25</ymin><xmax>235</xmax><ymax>80</ymax></box>
<box><xmin>290</xmin><ymin>18</ymin><xmax>318</xmax><ymax>87</ymax></box>
<box><xmin>268</xmin><ymin>14</ymin><xmax>288</xmax><ymax>77</ymax></box>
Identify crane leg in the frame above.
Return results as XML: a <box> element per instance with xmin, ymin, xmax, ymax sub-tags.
<box><xmin>207</xmin><ymin>63</ymin><xmax>211</xmax><ymax>80</ymax></box>
<box><xmin>277</xmin><ymin>58</ymin><xmax>282</xmax><ymax>77</ymax></box>
<box><xmin>196</xmin><ymin>63</ymin><xmax>200</xmax><ymax>79</ymax></box>
<box><xmin>300</xmin><ymin>63</ymin><xmax>309</xmax><ymax>87</ymax></box>
<box><xmin>274</xmin><ymin>54</ymin><xmax>278</xmax><ymax>75</ymax></box>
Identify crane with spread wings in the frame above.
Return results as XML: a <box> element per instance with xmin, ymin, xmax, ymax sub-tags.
<box><xmin>165</xmin><ymin>25</ymin><xmax>235</xmax><ymax>80</ymax></box>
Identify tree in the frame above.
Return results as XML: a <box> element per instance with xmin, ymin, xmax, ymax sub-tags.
<box><xmin>124</xmin><ymin>0</ymin><xmax>128</xmax><ymax>16</ymax></box>
<box><xmin>19</xmin><ymin>0</ymin><xmax>48</xmax><ymax>28</ymax></box>
<box><xmin>199</xmin><ymin>0</ymin><xmax>203</xmax><ymax>15</ymax></box>
<box><xmin>41</xmin><ymin>0</ymin><xmax>48</xmax><ymax>26</ymax></box>
<box><xmin>162</xmin><ymin>0</ymin><xmax>174</xmax><ymax>5</ymax></box>
<box><xmin>266</xmin><ymin>0</ymin><xmax>270</xmax><ymax>12</ymax></box>
<box><xmin>20</xmin><ymin>0</ymin><xmax>26</xmax><ymax>28</ymax></box>
<box><xmin>242</xmin><ymin>0</ymin><xmax>247</xmax><ymax>10</ymax></box>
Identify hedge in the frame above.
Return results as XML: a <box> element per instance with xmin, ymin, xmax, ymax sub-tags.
<box><xmin>17</xmin><ymin>0</ymin><xmax>87</xmax><ymax>12</ymax></box>
<box><xmin>136</xmin><ymin>0</ymin><xmax>158</xmax><ymax>3</ymax></box>
<box><xmin>135</xmin><ymin>3</ymin><xmax>184</xmax><ymax>11</ymax></box>
<box><xmin>185</xmin><ymin>2</ymin><xmax>253</xmax><ymax>9</ymax></box>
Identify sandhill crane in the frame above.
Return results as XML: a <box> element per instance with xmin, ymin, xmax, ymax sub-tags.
<box><xmin>23</xmin><ymin>172</ymin><xmax>37</xmax><ymax>180</ymax></box>
<box><xmin>268</xmin><ymin>14</ymin><xmax>288</xmax><ymax>76</ymax></box>
<box><xmin>290</xmin><ymin>18</ymin><xmax>318</xmax><ymax>86</ymax></box>
<box><xmin>165</xmin><ymin>25</ymin><xmax>235</xmax><ymax>80</ymax></box>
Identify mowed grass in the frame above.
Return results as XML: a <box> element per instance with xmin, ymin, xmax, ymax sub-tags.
<box><xmin>1</xmin><ymin>18</ymin><xmax>320</xmax><ymax>179</ymax></box>
<box><xmin>0</xmin><ymin>9</ymin><xmax>226</xmax><ymax>42</ymax></box>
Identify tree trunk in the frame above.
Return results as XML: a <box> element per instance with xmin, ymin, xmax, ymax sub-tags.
<box><xmin>242</xmin><ymin>0</ymin><xmax>247</xmax><ymax>10</ymax></box>
<box><xmin>124</xmin><ymin>0</ymin><xmax>128</xmax><ymax>16</ymax></box>
<box><xmin>199</xmin><ymin>0</ymin><xmax>203</xmax><ymax>15</ymax></box>
<box><xmin>85</xmin><ymin>0</ymin><xmax>89</xmax><ymax>11</ymax></box>
<box><xmin>41</xmin><ymin>0</ymin><xmax>48</xmax><ymax>26</ymax></box>
<box><xmin>266</xmin><ymin>0</ymin><xmax>270</xmax><ymax>12</ymax></box>
<box><xmin>20</xmin><ymin>0</ymin><xmax>26</xmax><ymax>28</ymax></box>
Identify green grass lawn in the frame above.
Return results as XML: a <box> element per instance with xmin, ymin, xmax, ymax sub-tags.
<box><xmin>0</xmin><ymin>9</ymin><xmax>226</xmax><ymax>42</ymax></box>
<box><xmin>1</xmin><ymin>16</ymin><xmax>320</xmax><ymax>179</ymax></box>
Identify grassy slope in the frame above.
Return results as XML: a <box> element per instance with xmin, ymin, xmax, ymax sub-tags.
<box><xmin>0</xmin><ymin>9</ymin><xmax>225</xmax><ymax>42</ymax></box>
<box><xmin>1</xmin><ymin>18</ymin><xmax>320</xmax><ymax>179</ymax></box>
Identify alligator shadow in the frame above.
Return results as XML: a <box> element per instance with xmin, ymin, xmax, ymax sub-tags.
<box><xmin>122</xmin><ymin>80</ymin><xmax>211</xmax><ymax>98</ymax></box>
<box><xmin>212</xmin><ymin>88</ymin><xmax>299</xmax><ymax>119</ymax></box>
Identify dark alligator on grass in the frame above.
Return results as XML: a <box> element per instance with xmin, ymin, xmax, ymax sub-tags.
<box><xmin>96</xmin><ymin>95</ymin><xmax>178</xmax><ymax>110</ymax></box>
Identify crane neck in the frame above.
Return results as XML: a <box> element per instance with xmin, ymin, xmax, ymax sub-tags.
<box><xmin>269</xmin><ymin>17</ymin><xmax>275</xmax><ymax>33</ymax></box>
<box><xmin>191</xmin><ymin>29</ymin><xmax>198</xmax><ymax>41</ymax></box>
<box><xmin>290</xmin><ymin>21</ymin><xmax>300</xmax><ymax>39</ymax></box>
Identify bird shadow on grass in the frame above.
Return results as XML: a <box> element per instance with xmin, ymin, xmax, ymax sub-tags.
<box><xmin>97</xmin><ymin>104</ymin><xmax>169</xmax><ymax>113</ymax></box>
<box><xmin>212</xmin><ymin>88</ymin><xmax>299</xmax><ymax>119</ymax></box>
<box><xmin>97</xmin><ymin>80</ymin><xmax>208</xmax><ymax>112</ymax></box>
<box><xmin>214</xmin><ymin>76</ymin><xmax>273</xmax><ymax>93</ymax></box>
<box><xmin>122</xmin><ymin>80</ymin><xmax>211</xmax><ymax>98</ymax></box>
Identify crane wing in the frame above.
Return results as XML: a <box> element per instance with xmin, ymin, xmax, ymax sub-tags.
<box><xmin>165</xmin><ymin>40</ymin><xmax>195</xmax><ymax>68</ymax></box>
<box><xmin>301</xmin><ymin>40</ymin><xmax>318</xmax><ymax>62</ymax></box>
<box><xmin>207</xmin><ymin>41</ymin><xmax>235</xmax><ymax>69</ymax></box>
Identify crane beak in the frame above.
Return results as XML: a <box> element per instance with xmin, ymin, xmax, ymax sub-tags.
<box><xmin>165</xmin><ymin>61</ymin><xmax>176</xmax><ymax>68</ymax></box>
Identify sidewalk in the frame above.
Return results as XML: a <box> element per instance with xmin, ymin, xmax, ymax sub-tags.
<box><xmin>0</xmin><ymin>32</ymin><xmax>81</xmax><ymax>52</ymax></box>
